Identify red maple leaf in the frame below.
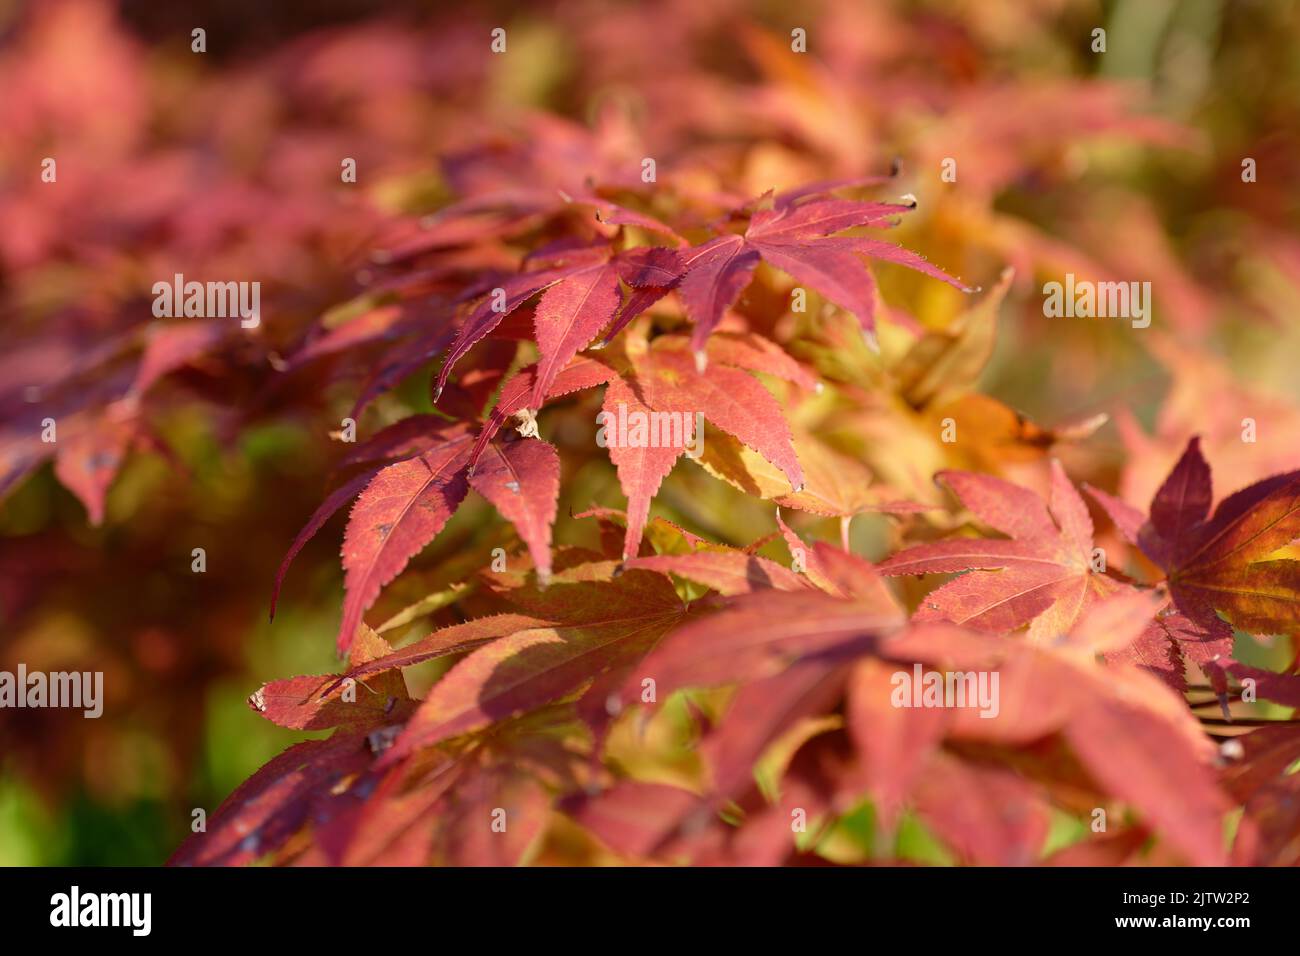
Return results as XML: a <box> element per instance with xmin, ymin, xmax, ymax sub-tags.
<box><xmin>879</xmin><ymin>460</ymin><xmax>1128</xmax><ymax>640</ymax></box>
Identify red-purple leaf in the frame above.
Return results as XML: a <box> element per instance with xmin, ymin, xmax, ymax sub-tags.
<box><xmin>530</xmin><ymin>261</ymin><xmax>622</xmax><ymax>406</ymax></box>
<box><xmin>337</xmin><ymin>433</ymin><xmax>475</xmax><ymax>653</ymax></box>
<box><xmin>468</xmin><ymin>437</ymin><xmax>560</xmax><ymax>584</ymax></box>
<box><xmin>1144</xmin><ymin>435</ymin><xmax>1212</xmax><ymax>564</ymax></box>
<box><xmin>614</xmin><ymin>246</ymin><xmax>685</xmax><ymax>288</ymax></box>
<box><xmin>677</xmin><ymin>235</ymin><xmax>762</xmax><ymax>353</ymax></box>
<box><xmin>633</xmin><ymin>349</ymin><xmax>804</xmax><ymax>494</ymax></box>
<box><xmin>746</xmin><ymin>239</ymin><xmax>881</xmax><ymax>344</ymax></box>
<box><xmin>434</xmin><ymin>265</ymin><xmax>578</xmax><ymax>399</ymax></box>
<box><xmin>602</xmin><ymin>374</ymin><xmax>686</xmax><ymax>560</ymax></box>
<box><xmin>881</xmin><ymin>462</ymin><xmax>1124</xmax><ymax>639</ymax></box>
<box><xmin>381</xmin><ymin>571</ymin><xmax>687</xmax><ymax>762</ymax></box>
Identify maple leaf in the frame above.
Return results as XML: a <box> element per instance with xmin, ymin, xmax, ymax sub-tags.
<box><xmin>463</xmin><ymin>330</ymin><xmax>809</xmax><ymax>561</ymax></box>
<box><xmin>184</xmin><ymin>552</ymin><xmax>690</xmax><ymax>866</ymax></box>
<box><xmin>1104</xmin><ymin>606</ymin><xmax>1230</xmax><ymax>694</ymax></box>
<box><xmin>844</xmin><ymin>656</ymin><xmax>947</xmax><ymax>828</ymax></box>
<box><xmin>910</xmin><ymin>752</ymin><xmax>1054</xmax><ymax>866</ymax></box>
<box><xmin>268</xmin><ymin>414</ymin><xmax>474</xmax><ymax>620</ymax></box>
<box><xmin>432</xmin><ymin>243</ymin><xmax>685</xmax><ymax>402</ymax></box>
<box><xmin>270</xmin><ymin>415</ymin><xmax>565</xmax><ymax>652</ymax></box>
<box><xmin>562</xmin><ymin>541</ymin><xmax>903</xmax><ymax>863</ymax></box>
<box><xmin>529</xmin><ymin>255</ymin><xmax>626</xmax><ymax>407</ymax></box>
<box><xmin>169</xmin><ymin>733</ymin><xmax>378</xmax><ymax>866</ymax></box>
<box><xmin>333</xmin><ymin>428</ymin><xmax>569</xmax><ymax>653</ymax></box>
<box><xmin>560</xmin><ymin>779</ymin><xmax>714</xmax><ymax>861</ymax></box>
<box><xmin>790</xmin><ymin>270</ymin><xmax>1106</xmax><ymax>514</ymax></box>
<box><xmin>581</xmin><ymin>533</ymin><xmax>1232</xmax><ymax>865</ymax></box>
<box><xmin>377</xmin><ymin>565</ymin><xmax>692</xmax><ymax>764</ymax></box>
<box><xmin>1132</xmin><ymin>436</ymin><xmax>1300</xmax><ymax>639</ymax></box>
<box><xmin>879</xmin><ymin>461</ymin><xmax>1127</xmax><ymax>640</ymax></box>
<box><xmin>466</xmin><ymin>436</ymin><xmax>560</xmax><ymax>584</ymax></box>
<box><xmin>334</xmin><ymin>427</ymin><xmax>475</xmax><ymax>653</ymax></box>
<box><xmin>565</xmin><ymin>717</ymin><xmax>859</xmax><ymax>866</ymax></box>
<box><xmin>1080</xmin><ymin>438</ymin><xmax>1300</xmax><ymax>694</ymax></box>
<box><xmin>249</xmin><ymin>625</ymin><xmax>414</xmax><ymax>732</ymax></box>
<box><xmin>170</xmin><ymin>626</ymin><xmax>412</xmax><ymax>867</ymax></box>
<box><xmin>1218</xmin><ymin>723</ymin><xmax>1300</xmax><ymax>864</ymax></box>
<box><xmin>598</xmin><ymin>246</ymin><xmax>687</xmax><ymax>346</ymax></box>
<box><xmin>625</xmin><ymin>554</ymin><xmax>903</xmax><ymax>704</ymax></box>
<box><xmin>432</xmin><ymin>261</ymin><xmax>593</xmax><ymax>401</ymax></box>
<box><xmin>604</xmin><ymin>337</ymin><xmax>806</xmax><ymax>556</ymax></box>
<box><xmin>601</xmin><ymin>372</ymin><xmax>695</xmax><ymax>561</ymax></box>
<box><xmin>678</xmin><ymin>188</ymin><xmax>973</xmax><ymax>353</ymax></box>
<box><xmin>885</xmin><ymin>621</ymin><xmax>1233</xmax><ymax>865</ymax></box>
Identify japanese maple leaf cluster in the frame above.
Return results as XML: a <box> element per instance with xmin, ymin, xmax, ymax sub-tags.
<box><xmin>2</xmin><ymin>1</ymin><xmax>1298</xmax><ymax>869</ymax></box>
<box><xmin>173</xmin><ymin>139</ymin><xmax>1300</xmax><ymax>865</ymax></box>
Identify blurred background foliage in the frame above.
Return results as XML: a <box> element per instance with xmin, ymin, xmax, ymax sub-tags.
<box><xmin>1</xmin><ymin>0</ymin><xmax>1298</xmax><ymax>864</ymax></box>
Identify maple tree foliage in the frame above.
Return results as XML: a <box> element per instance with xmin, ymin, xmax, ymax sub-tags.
<box><xmin>3</xmin><ymin>0</ymin><xmax>1300</xmax><ymax>869</ymax></box>
<box><xmin>174</xmin><ymin>156</ymin><xmax>1299</xmax><ymax>865</ymax></box>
